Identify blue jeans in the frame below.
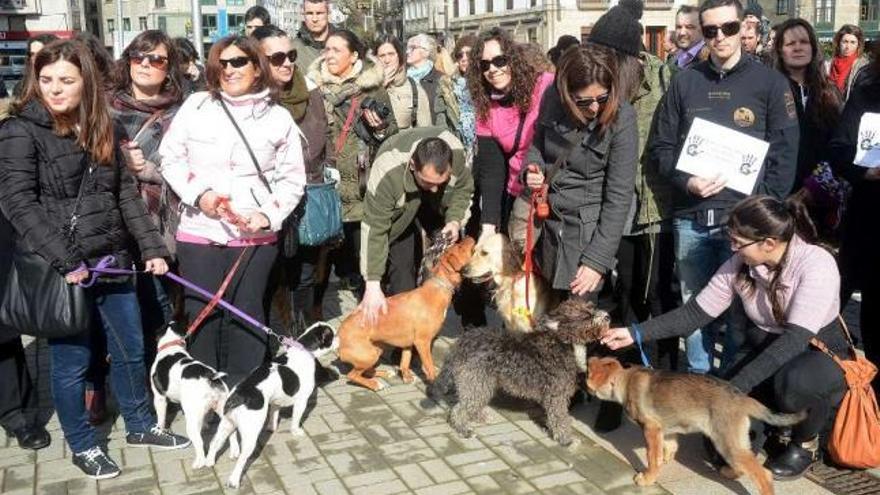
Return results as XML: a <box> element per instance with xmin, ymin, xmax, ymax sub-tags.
<box><xmin>49</xmin><ymin>281</ymin><xmax>155</xmax><ymax>454</ymax></box>
<box><xmin>673</xmin><ymin>218</ymin><xmax>735</xmax><ymax>374</ymax></box>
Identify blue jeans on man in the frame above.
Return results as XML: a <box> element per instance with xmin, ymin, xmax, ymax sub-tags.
<box><xmin>49</xmin><ymin>281</ymin><xmax>155</xmax><ymax>454</ymax></box>
<box><xmin>673</xmin><ymin>217</ymin><xmax>738</xmax><ymax>374</ymax></box>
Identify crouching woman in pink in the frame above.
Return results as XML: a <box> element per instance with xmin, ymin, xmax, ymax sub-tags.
<box><xmin>601</xmin><ymin>195</ymin><xmax>847</xmax><ymax>479</ymax></box>
<box><xmin>159</xmin><ymin>35</ymin><xmax>305</xmax><ymax>385</ymax></box>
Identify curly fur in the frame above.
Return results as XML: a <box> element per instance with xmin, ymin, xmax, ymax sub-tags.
<box><xmin>428</xmin><ymin>299</ymin><xmax>609</xmax><ymax>445</ymax></box>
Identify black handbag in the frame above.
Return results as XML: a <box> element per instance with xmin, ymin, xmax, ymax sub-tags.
<box><xmin>0</xmin><ymin>161</ymin><xmax>94</xmax><ymax>339</ymax></box>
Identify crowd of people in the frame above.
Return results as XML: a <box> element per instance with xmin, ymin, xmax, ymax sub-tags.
<box><xmin>0</xmin><ymin>0</ymin><xmax>877</xmax><ymax>483</ymax></box>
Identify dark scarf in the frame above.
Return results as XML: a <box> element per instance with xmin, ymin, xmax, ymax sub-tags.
<box><xmin>109</xmin><ymin>90</ymin><xmax>179</xmax><ymax>135</ymax></box>
<box><xmin>280</xmin><ymin>70</ymin><xmax>310</xmax><ymax>122</ymax></box>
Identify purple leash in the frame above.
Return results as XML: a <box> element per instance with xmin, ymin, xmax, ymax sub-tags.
<box><xmin>81</xmin><ymin>255</ymin><xmax>302</xmax><ymax>349</ymax></box>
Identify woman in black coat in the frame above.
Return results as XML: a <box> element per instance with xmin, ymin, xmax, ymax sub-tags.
<box><xmin>828</xmin><ymin>59</ymin><xmax>880</xmax><ymax>394</ymax></box>
<box><xmin>0</xmin><ymin>40</ymin><xmax>188</xmax><ymax>480</ymax></box>
<box><xmin>525</xmin><ymin>44</ymin><xmax>638</xmax><ymax>299</ymax></box>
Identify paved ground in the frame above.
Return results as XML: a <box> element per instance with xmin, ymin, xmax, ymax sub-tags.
<box><xmin>1</xmin><ymin>283</ymin><xmax>855</xmax><ymax>495</ymax></box>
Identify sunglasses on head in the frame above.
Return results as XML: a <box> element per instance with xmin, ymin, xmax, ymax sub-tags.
<box><xmin>129</xmin><ymin>51</ymin><xmax>169</xmax><ymax>70</ymax></box>
<box><xmin>479</xmin><ymin>55</ymin><xmax>510</xmax><ymax>72</ymax></box>
<box><xmin>575</xmin><ymin>92</ymin><xmax>610</xmax><ymax>108</ymax></box>
<box><xmin>267</xmin><ymin>49</ymin><xmax>297</xmax><ymax>66</ymax></box>
<box><xmin>218</xmin><ymin>56</ymin><xmax>252</xmax><ymax>69</ymax></box>
<box><xmin>701</xmin><ymin>20</ymin><xmax>741</xmax><ymax>40</ymax></box>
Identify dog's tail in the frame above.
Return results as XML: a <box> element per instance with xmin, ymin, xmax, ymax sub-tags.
<box><xmin>748</xmin><ymin>400</ymin><xmax>807</xmax><ymax>427</ymax></box>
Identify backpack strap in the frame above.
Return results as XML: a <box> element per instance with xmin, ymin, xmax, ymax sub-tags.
<box><xmin>408</xmin><ymin>77</ymin><xmax>419</xmax><ymax>128</ymax></box>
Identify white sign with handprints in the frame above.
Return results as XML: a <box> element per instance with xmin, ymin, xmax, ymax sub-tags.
<box><xmin>854</xmin><ymin>112</ymin><xmax>880</xmax><ymax>168</ymax></box>
<box><xmin>675</xmin><ymin>117</ymin><xmax>770</xmax><ymax>195</ymax></box>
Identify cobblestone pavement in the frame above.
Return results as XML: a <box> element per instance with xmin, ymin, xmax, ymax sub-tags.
<box><xmin>2</xmin><ymin>284</ymin><xmax>847</xmax><ymax>495</ymax></box>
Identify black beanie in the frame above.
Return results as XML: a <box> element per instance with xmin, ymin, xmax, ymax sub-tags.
<box><xmin>588</xmin><ymin>0</ymin><xmax>644</xmax><ymax>57</ymax></box>
<box><xmin>744</xmin><ymin>2</ymin><xmax>763</xmax><ymax>18</ymax></box>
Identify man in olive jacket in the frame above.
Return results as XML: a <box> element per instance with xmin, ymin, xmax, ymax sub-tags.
<box><xmin>358</xmin><ymin>127</ymin><xmax>474</xmax><ymax>324</ymax></box>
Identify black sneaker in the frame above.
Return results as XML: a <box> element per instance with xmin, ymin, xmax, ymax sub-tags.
<box><xmin>126</xmin><ymin>425</ymin><xmax>191</xmax><ymax>450</ymax></box>
<box><xmin>72</xmin><ymin>446</ymin><xmax>121</xmax><ymax>480</ymax></box>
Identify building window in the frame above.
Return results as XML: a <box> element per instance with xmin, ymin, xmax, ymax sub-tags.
<box><xmin>486</xmin><ymin>0</ymin><xmax>492</xmax><ymax>12</ymax></box>
<box><xmin>776</xmin><ymin>0</ymin><xmax>788</xmax><ymax>14</ymax></box>
<box><xmin>468</xmin><ymin>0</ymin><xmax>474</xmax><ymax>15</ymax></box>
<box><xmin>527</xmin><ymin>27</ymin><xmax>537</xmax><ymax>43</ymax></box>
<box><xmin>202</xmin><ymin>14</ymin><xmax>217</xmax><ymax>38</ymax></box>
<box><xmin>506</xmin><ymin>0</ymin><xmax>513</xmax><ymax>8</ymax></box>
<box><xmin>200</xmin><ymin>0</ymin><xmax>217</xmax><ymax>5</ymax></box>
<box><xmin>228</xmin><ymin>0</ymin><xmax>244</xmax><ymax>5</ymax></box>
<box><xmin>453</xmin><ymin>0</ymin><xmax>459</xmax><ymax>17</ymax></box>
<box><xmin>123</xmin><ymin>17</ymin><xmax>131</xmax><ymax>30</ymax></box>
<box><xmin>530</xmin><ymin>0</ymin><xmax>537</xmax><ymax>6</ymax></box>
<box><xmin>862</xmin><ymin>0</ymin><xmax>879</xmax><ymax>20</ymax></box>
<box><xmin>107</xmin><ymin>18</ymin><xmax>115</xmax><ymax>31</ymax></box>
<box><xmin>155</xmin><ymin>0</ymin><xmax>165</xmax><ymax>8</ymax></box>
<box><xmin>814</xmin><ymin>0</ymin><xmax>834</xmax><ymax>24</ymax></box>
<box><xmin>139</xmin><ymin>16</ymin><xmax>148</xmax><ymax>30</ymax></box>
<box><xmin>158</xmin><ymin>16</ymin><xmax>167</xmax><ymax>31</ymax></box>
<box><xmin>229</xmin><ymin>13</ymin><xmax>245</xmax><ymax>33</ymax></box>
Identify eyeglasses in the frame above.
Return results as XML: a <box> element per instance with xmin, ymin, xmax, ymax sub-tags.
<box><xmin>575</xmin><ymin>92</ymin><xmax>610</xmax><ymax>108</ymax></box>
<box><xmin>218</xmin><ymin>56</ymin><xmax>252</xmax><ymax>69</ymax></box>
<box><xmin>729</xmin><ymin>236</ymin><xmax>763</xmax><ymax>251</ymax></box>
<box><xmin>701</xmin><ymin>21</ymin><xmax>741</xmax><ymax>40</ymax></box>
<box><xmin>479</xmin><ymin>55</ymin><xmax>510</xmax><ymax>72</ymax></box>
<box><xmin>406</xmin><ymin>45</ymin><xmax>426</xmax><ymax>53</ymax></box>
<box><xmin>129</xmin><ymin>51</ymin><xmax>169</xmax><ymax>70</ymax></box>
<box><xmin>267</xmin><ymin>50</ymin><xmax>297</xmax><ymax>66</ymax></box>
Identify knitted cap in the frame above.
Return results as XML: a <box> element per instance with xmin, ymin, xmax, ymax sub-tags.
<box><xmin>589</xmin><ymin>0</ymin><xmax>644</xmax><ymax>57</ymax></box>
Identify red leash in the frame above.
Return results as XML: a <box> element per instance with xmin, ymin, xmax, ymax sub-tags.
<box><xmin>521</xmin><ymin>165</ymin><xmax>550</xmax><ymax>324</ymax></box>
<box><xmin>157</xmin><ymin>247</ymin><xmax>250</xmax><ymax>352</ymax></box>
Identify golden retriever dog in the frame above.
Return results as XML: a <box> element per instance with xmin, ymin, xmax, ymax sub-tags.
<box><xmin>338</xmin><ymin>237</ymin><xmax>475</xmax><ymax>391</ymax></box>
<box><xmin>586</xmin><ymin>357</ymin><xmax>806</xmax><ymax>495</ymax></box>
<box><xmin>463</xmin><ymin>233</ymin><xmax>553</xmax><ymax>332</ymax></box>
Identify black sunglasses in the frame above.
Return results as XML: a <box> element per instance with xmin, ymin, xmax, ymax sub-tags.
<box><xmin>129</xmin><ymin>51</ymin><xmax>169</xmax><ymax>70</ymax></box>
<box><xmin>218</xmin><ymin>56</ymin><xmax>252</xmax><ymax>69</ymax></box>
<box><xmin>575</xmin><ymin>92</ymin><xmax>610</xmax><ymax>108</ymax></box>
<box><xmin>479</xmin><ymin>55</ymin><xmax>510</xmax><ymax>72</ymax></box>
<box><xmin>701</xmin><ymin>21</ymin><xmax>741</xmax><ymax>40</ymax></box>
<box><xmin>267</xmin><ymin>50</ymin><xmax>297</xmax><ymax>66</ymax></box>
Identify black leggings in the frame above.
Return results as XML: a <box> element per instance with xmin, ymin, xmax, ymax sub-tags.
<box><xmin>730</xmin><ymin>325</ymin><xmax>847</xmax><ymax>443</ymax></box>
<box><xmin>177</xmin><ymin>242</ymin><xmax>277</xmax><ymax>386</ymax></box>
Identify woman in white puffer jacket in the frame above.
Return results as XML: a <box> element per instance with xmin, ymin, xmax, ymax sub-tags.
<box><xmin>160</xmin><ymin>35</ymin><xmax>305</xmax><ymax>385</ymax></box>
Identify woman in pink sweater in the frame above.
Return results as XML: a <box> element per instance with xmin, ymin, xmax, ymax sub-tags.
<box><xmin>601</xmin><ymin>195</ymin><xmax>848</xmax><ymax>480</ymax></box>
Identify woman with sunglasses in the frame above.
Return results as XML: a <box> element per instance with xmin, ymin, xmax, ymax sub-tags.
<box><xmin>466</xmin><ymin>28</ymin><xmax>554</xmax><ymax>242</ymax></box>
<box><xmin>0</xmin><ymin>40</ymin><xmax>189</xmax><ymax>479</ymax></box>
<box><xmin>524</xmin><ymin>44</ymin><xmax>636</xmax><ymax>301</ymax></box>
<box><xmin>252</xmin><ymin>25</ymin><xmax>329</xmax><ymax>327</ymax></box>
<box><xmin>159</xmin><ymin>35</ymin><xmax>306</xmax><ymax>386</ymax></box>
<box><xmin>307</xmin><ymin>29</ymin><xmax>396</xmax><ymax>304</ymax></box>
<box><xmin>374</xmin><ymin>34</ymin><xmax>432</xmax><ymax>130</ymax></box>
<box><xmin>601</xmin><ymin>195</ymin><xmax>848</xmax><ymax>479</ymax></box>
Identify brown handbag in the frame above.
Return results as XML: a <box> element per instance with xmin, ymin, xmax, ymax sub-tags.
<box><xmin>811</xmin><ymin>316</ymin><xmax>880</xmax><ymax>469</ymax></box>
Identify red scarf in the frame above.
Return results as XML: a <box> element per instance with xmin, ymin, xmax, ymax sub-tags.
<box><xmin>829</xmin><ymin>53</ymin><xmax>858</xmax><ymax>92</ymax></box>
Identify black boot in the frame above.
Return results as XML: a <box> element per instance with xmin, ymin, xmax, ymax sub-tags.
<box><xmin>765</xmin><ymin>437</ymin><xmax>818</xmax><ymax>480</ymax></box>
<box><xmin>8</xmin><ymin>424</ymin><xmax>50</xmax><ymax>450</ymax></box>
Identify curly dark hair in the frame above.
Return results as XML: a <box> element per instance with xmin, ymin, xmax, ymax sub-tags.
<box><xmin>466</xmin><ymin>27</ymin><xmax>540</xmax><ymax>122</ymax></box>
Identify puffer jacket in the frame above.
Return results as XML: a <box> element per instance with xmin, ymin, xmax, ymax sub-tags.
<box><xmin>0</xmin><ymin>100</ymin><xmax>168</xmax><ymax>275</ymax></box>
<box><xmin>308</xmin><ymin>55</ymin><xmax>398</xmax><ymax>222</ymax></box>
<box><xmin>159</xmin><ymin>90</ymin><xmax>306</xmax><ymax>245</ymax></box>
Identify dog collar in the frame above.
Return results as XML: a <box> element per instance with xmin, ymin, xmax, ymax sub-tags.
<box><xmin>428</xmin><ymin>276</ymin><xmax>455</xmax><ymax>293</ymax></box>
<box><xmin>158</xmin><ymin>338</ymin><xmax>186</xmax><ymax>352</ymax></box>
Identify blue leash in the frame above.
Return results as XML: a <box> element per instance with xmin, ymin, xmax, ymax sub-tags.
<box><xmin>631</xmin><ymin>323</ymin><xmax>653</xmax><ymax>369</ymax></box>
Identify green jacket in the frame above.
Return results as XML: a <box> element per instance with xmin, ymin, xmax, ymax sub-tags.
<box><xmin>308</xmin><ymin>55</ymin><xmax>398</xmax><ymax>222</ymax></box>
<box><xmin>360</xmin><ymin>127</ymin><xmax>474</xmax><ymax>281</ymax></box>
<box><xmin>632</xmin><ymin>52</ymin><xmax>675</xmax><ymax>229</ymax></box>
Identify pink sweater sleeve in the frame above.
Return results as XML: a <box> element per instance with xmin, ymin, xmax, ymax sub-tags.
<box><xmin>694</xmin><ymin>256</ymin><xmax>741</xmax><ymax>318</ymax></box>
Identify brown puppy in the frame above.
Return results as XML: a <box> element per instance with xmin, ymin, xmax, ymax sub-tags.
<box><xmin>338</xmin><ymin>237</ymin><xmax>475</xmax><ymax>391</ymax></box>
<box><xmin>586</xmin><ymin>357</ymin><xmax>806</xmax><ymax>495</ymax></box>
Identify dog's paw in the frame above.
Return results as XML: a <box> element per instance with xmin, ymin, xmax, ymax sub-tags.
<box><xmin>229</xmin><ymin>448</ymin><xmax>240</xmax><ymax>460</ymax></box>
<box><xmin>192</xmin><ymin>457</ymin><xmax>207</xmax><ymax>470</ymax></box>
<box><xmin>225</xmin><ymin>477</ymin><xmax>241</xmax><ymax>489</ymax></box>
<box><xmin>719</xmin><ymin>466</ymin><xmax>741</xmax><ymax>480</ymax></box>
<box><xmin>291</xmin><ymin>427</ymin><xmax>306</xmax><ymax>437</ymax></box>
<box><xmin>662</xmin><ymin>440</ymin><xmax>678</xmax><ymax>464</ymax></box>
<box><xmin>634</xmin><ymin>471</ymin><xmax>657</xmax><ymax>486</ymax></box>
<box><xmin>204</xmin><ymin>456</ymin><xmax>216</xmax><ymax>468</ymax></box>
<box><xmin>401</xmin><ymin>370</ymin><xmax>415</xmax><ymax>384</ymax></box>
<box><xmin>556</xmin><ymin>435</ymin><xmax>574</xmax><ymax>448</ymax></box>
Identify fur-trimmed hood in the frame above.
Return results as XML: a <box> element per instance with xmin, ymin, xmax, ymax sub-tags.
<box><xmin>307</xmin><ymin>54</ymin><xmax>385</xmax><ymax>95</ymax></box>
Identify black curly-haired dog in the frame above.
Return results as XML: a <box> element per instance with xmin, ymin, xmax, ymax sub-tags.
<box><xmin>428</xmin><ymin>299</ymin><xmax>609</xmax><ymax>445</ymax></box>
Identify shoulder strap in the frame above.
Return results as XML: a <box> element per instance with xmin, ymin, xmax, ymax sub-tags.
<box><xmin>503</xmin><ymin>112</ymin><xmax>527</xmax><ymax>163</ymax></box>
<box><xmin>218</xmin><ymin>98</ymin><xmax>272</xmax><ymax>193</ymax></box>
<box><xmin>810</xmin><ymin>315</ymin><xmax>857</xmax><ymax>366</ymax></box>
<box><xmin>131</xmin><ymin>109</ymin><xmax>167</xmax><ymax>144</ymax></box>
<box><xmin>408</xmin><ymin>77</ymin><xmax>419</xmax><ymax>128</ymax></box>
<box><xmin>67</xmin><ymin>152</ymin><xmax>92</xmax><ymax>237</ymax></box>
<box><xmin>335</xmin><ymin>97</ymin><xmax>360</xmax><ymax>155</ymax></box>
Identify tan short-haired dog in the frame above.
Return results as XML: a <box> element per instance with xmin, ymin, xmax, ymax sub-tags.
<box><xmin>586</xmin><ymin>357</ymin><xmax>806</xmax><ymax>495</ymax></box>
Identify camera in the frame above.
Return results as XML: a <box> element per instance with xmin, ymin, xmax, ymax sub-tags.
<box><xmin>360</xmin><ymin>97</ymin><xmax>391</xmax><ymax>120</ymax></box>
